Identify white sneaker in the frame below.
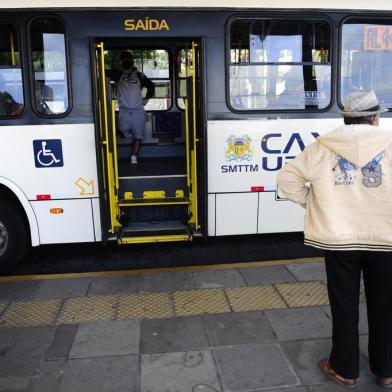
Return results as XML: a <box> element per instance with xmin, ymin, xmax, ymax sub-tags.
<box><xmin>131</xmin><ymin>155</ymin><xmax>138</xmax><ymax>164</ymax></box>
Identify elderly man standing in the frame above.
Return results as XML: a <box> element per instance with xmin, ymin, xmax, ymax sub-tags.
<box><xmin>277</xmin><ymin>90</ymin><xmax>392</xmax><ymax>389</ymax></box>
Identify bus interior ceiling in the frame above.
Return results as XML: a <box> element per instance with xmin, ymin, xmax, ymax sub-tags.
<box><xmin>103</xmin><ymin>39</ymin><xmax>197</xmax><ymax>236</ymax></box>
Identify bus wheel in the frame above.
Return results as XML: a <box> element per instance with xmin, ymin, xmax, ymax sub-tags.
<box><xmin>0</xmin><ymin>200</ymin><xmax>29</xmax><ymax>269</ymax></box>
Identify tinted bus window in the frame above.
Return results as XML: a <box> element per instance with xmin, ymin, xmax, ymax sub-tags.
<box><xmin>0</xmin><ymin>22</ymin><xmax>23</xmax><ymax>117</ymax></box>
<box><xmin>341</xmin><ymin>19</ymin><xmax>392</xmax><ymax>108</ymax></box>
<box><xmin>229</xmin><ymin>19</ymin><xmax>331</xmax><ymax>111</ymax></box>
<box><xmin>30</xmin><ymin>17</ymin><xmax>69</xmax><ymax>115</ymax></box>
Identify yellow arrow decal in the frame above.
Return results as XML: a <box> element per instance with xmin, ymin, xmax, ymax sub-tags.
<box><xmin>75</xmin><ymin>177</ymin><xmax>95</xmax><ymax>196</ymax></box>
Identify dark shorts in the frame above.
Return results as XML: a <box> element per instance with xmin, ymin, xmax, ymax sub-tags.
<box><xmin>118</xmin><ymin>109</ymin><xmax>145</xmax><ymax>139</ymax></box>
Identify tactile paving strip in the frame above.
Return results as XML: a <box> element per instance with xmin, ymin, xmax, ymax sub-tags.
<box><xmin>275</xmin><ymin>282</ymin><xmax>329</xmax><ymax>307</ymax></box>
<box><xmin>174</xmin><ymin>288</ymin><xmax>231</xmax><ymax>316</ymax></box>
<box><xmin>57</xmin><ymin>296</ymin><xmax>117</xmax><ymax>324</ymax></box>
<box><xmin>0</xmin><ymin>302</ymin><xmax>7</xmax><ymax>316</ymax></box>
<box><xmin>226</xmin><ymin>286</ymin><xmax>287</xmax><ymax>312</ymax></box>
<box><xmin>0</xmin><ymin>279</ymin><xmax>353</xmax><ymax>327</ymax></box>
<box><xmin>117</xmin><ymin>292</ymin><xmax>173</xmax><ymax>319</ymax></box>
<box><xmin>0</xmin><ymin>299</ymin><xmax>61</xmax><ymax>327</ymax></box>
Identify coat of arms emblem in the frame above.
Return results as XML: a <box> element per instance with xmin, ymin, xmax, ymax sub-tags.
<box><xmin>225</xmin><ymin>135</ymin><xmax>253</xmax><ymax>162</ymax></box>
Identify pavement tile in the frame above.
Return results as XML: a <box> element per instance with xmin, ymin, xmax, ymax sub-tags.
<box><xmin>192</xmin><ymin>269</ymin><xmax>246</xmax><ymax>289</ymax></box>
<box><xmin>0</xmin><ymin>302</ymin><xmax>7</xmax><ymax>316</ymax></box>
<box><xmin>263</xmin><ymin>388</ymin><xmax>307</xmax><ymax>392</ymax></box>
<box><xmin>284</xmin><ymin>338</ymin><xmax>379</xmax><ymax>389</ymax></box>
<box><xmin>281</xmin><ymin>338</ymin><xmax>332</xmax><ymax>384</ymax></box>
<box><xmin>226</xmin><ymin>285</ymin><xmax>286</xmax><ymax>312</ymax></box>
<box><xmin>117</xmin><ymin>292</ymin><xmax>173</xmax><ymax>319</ymax></box>
<box><xmin>360</xmin><ymin>334</ymin><xmax>368</xmax><ymax>359</ymax></box>
<box><xmin>33</xmin><ymin>278</ymin><xmax>91</xmax><ymax>299</ymax></box>
<box><xmin>0</xmin><ymin>325</ymin><xmax>56</xmax><ymax>378</ymax></box>
<box><xmin>141</xmin><ymin>350</ymin><xmax>221</xmax><ymax>392</ymax></box>
<box><xmin>69</xmin><ymin>319</ymin><xmax>140</xmax><ymax>358</ymax></box>
<box><xmin>322</xmin><ymin>302</ymin><xmax>368</xmax><ymax>335</ymax></box>
<box><xmin>239</xmin><ymin>265</ymin><xmax>296</xmax><ymax>286</ymax></box>
<box><xmin>140</xmin><ymin>271</ymin><xmax>195</xmax><ymax>292</ymax></box>
<box><xmin>214</xmin><ymin>343</ymin><xmax>299</xmax><ymax>391</ymax></box>
<box><xmin>286</xmin><ymin>262</ymin><xmax>327</xmax><ymax>281</ymax></box>
<box><xmin>141</xmin><ymin>315</ymin><xmax>208</xmax><ymax>354</ymax></box>
<box><xmin>57</xmin><ymin>295</ymin><xmax>117</xmax><ymax>324</ymax></box>
<box><xmin>45</xmin><ymin>324</ymin><xmax>79</xmax><ymax>360</ymax></box>
<box><xmin>30</xmin><ymin>356</ymin><xmax>139</xmax><ymax>392</ymax></box>
<box><xmin>88</xmin><ymin>275</ymin><xmax>139</xmax><ymax>296</ymax></box>
<box><xmin>264</xmin><ymin>307</ymin><xmax>332</xmax><ymax>341</ymax></box>
<box><xmin>0</xmin><ymin>281</ymin><xmax>41</xmax><ymax>301</ymax></box>
<box><xmin>0</xmin><ymin>299</ymin><xmax>61</xmax><ymax>327</ymax></box>
<box><xmin>0</xmin><ymin>376</ymin><xmax>30</xmax><ymax>391</ymax></box>
<box><xmin>174</xmin><ymin>288</ymin><xmax>230</xmax><ymax>316</ymax></box>
<box><xmin>307</xmin><ymin>382</ymin><xmax>385</xmax><ymax>391</ymax></box>
<box><xmin>276</xmin><ymin>282</ymin><xmax>329</xmax><ymax>307</ymax></box>
<box><xmin>204</xmin><ymin>311</ymin><xmax>276</xmax><ymax>346</ymax></box>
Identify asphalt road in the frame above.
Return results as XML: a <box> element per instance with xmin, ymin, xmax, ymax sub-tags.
<box><xmin>0</xmin><ymin>233</ymin><xmax>323</xmax><ymax>276</ymax></box>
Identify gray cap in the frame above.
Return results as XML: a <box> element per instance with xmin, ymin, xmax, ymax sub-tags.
<box><xmin>340</xmin><ymin>90</ymin><xmax>388</xmax><ymax>117</ymax></box>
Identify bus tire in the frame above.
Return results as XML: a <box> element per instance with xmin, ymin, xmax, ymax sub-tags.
<box><xmin>0</xmin><ymin>199</ymin><xmax>30</xmax><ymax>269</ymax></box>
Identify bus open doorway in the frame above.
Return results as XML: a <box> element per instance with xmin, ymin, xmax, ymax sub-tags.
<box><xmin>93</xmin><ymin>39</ymin><xmax>205</xmax><ymax>245</ymax></box>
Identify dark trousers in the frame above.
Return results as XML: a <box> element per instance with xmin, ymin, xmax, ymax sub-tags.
<box><xmin>324</xmin><ymin>250</ymin><xmax>392</xmax><ymax>379</ymax></box>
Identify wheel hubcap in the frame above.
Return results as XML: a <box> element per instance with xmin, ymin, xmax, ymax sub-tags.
<box><xmin>0</xmin><ymin>221</ymin><xmax>9</xmax><ymax>257</ymax></box>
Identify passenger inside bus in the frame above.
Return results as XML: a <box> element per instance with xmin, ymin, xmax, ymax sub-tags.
<box><xmin>116</xmin><ymin>51</ymin><xmax>155</xmax><ymax>164</ymax></box>
<box><xmin>34</xmin><ymin>81</ymin><xmax>54</xmax><ymax>115</ymax></box>
<box><xmin>104</xmin><ymin>45</ymin><xmax>189</xmax><ymax>179</ymax></box>
<box><xmin>0</xmin><ymin>73</ymin><xmax>22</xmax><ymax>116</ymax></box>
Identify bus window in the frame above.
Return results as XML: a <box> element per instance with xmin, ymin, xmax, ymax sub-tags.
<box><xmin>0</xmin><ymin>22</ymin><xmax>23</xmax><ymax>117</ymax></box>
<box><xmin>229</xmin><ymin>19</ymin><xmax>331</xmax><ymax>111</ymax></box>
<box><xmin>176</xmin><ymin>48</ymin><xmax>193</xmax><ymax>110</ymax></box>
<box><xmin>30</xmin><ymin>17</ymin><xmax>69</xmax><ymax>116</ymax></box>
<box><xmin>341</xmin><ymin>19</ymin><xmax>392</xmax><ymax>108</ymax></box>
<box><xmin>106</xmin><ymin>49</ymin><xmax>170</xmax><ymax>111</ymax></box>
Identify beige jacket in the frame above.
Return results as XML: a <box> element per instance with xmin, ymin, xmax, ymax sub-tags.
<box><xmin>277</xmin><ymin>124</ymin><xmax>392</xmax><ymax>251</ymax></box>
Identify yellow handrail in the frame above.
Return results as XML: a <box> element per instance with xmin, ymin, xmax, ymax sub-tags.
<box><xmin>97</xmin><ymin>42</ymin><xmax>120</xmax><ymax>233</ymax></box>
<box><xmin>10</xmin><ymin>32</ymin><xmax>16</xmax><ymax>66</ymax></box>
<box><xmin>184</xmin><ymin>98</ymin><xmax>191</xmax><ymax>190</ymax></box>
<box><xmin>112</xmin><ymin>100</ymin><xmax>119</xmax><ymax>191</ymax></box>
<box><xmin>191</xmin><ymin>42</ymin><xmax>200</xmax><ymax>229</ymax></box>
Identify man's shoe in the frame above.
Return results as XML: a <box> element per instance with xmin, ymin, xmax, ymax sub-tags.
<box><xmin>378</xmin><ymin>377</ymin><xmax>392</xmax><ymax>389</ymax></box>
<box><xmin>319</xmin><ymin>359</ymin><xmax>356</xmax><ymax>389</ymax></box>
<box><xmin>131</xmin><ymin>155</ymin><xmax>138</xmax><ymax>164</ymax></box>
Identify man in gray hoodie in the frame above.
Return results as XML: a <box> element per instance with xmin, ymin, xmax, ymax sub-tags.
<box><xmin>278</xmin><ymin>90</ymin><xmax>392</xmax><ymax>389</ymax></box>
<box><xmin>117</xmin><ymin>51</ymin><xmax>155</xmax><ymax>164</ymax></box>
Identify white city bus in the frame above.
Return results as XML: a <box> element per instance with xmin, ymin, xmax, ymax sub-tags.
<box><xmin>1</xmin><ymin>0</ymin><xmax>392</xmax><ymax>267</ymax></box>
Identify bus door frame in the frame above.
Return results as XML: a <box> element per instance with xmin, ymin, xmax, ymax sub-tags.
<box><xmin>91</xmin><ymin>39</ymin><xmax>121</xmax><ymax>241</ymax></box>
<box><xmin>185</xmin><ymin>38</ymin><xmax>208</xmax><ymax>237</ymax></box>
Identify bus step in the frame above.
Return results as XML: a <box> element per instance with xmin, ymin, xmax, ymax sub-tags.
<box><xmin>119</xmin><ymin>197</ymin><xmax>190</xmax><ymax>207</ymax></box>
<box><xmin>119</xmin><ymin>221</ymin><xmax>191</xmax><ymax>244</ymax></box>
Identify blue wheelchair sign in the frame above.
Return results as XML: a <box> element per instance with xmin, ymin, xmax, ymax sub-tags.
<box><xmin>33</xmin><ymin>139</ymin><xmax>64</xmax><ymax>168</ymax></box>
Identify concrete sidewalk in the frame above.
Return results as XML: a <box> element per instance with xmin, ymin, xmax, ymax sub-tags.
<box><xmin>0</xmin><ymin>258</ymin><xmax>383</xmax><ymax>391</ymax></box>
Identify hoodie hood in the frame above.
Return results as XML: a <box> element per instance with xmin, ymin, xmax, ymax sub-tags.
<box><xmin>318</xmin><ymin>125</ymin><xmax>392</xmax><ymax>167</ymax></box>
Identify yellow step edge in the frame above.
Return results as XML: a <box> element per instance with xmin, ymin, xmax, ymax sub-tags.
<box><xmin>119</xmin><ymin>234</ymin><xmax>191</xmax><ymax>244</ymax></box>
<box><xmin>119</xmin><ymin>200</ymin><xmax>190</xmax><ymax>207</ymax></box>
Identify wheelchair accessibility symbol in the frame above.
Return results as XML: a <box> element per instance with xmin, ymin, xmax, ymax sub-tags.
<box><xmin>33</xmin><ymin>139</ymin><xmax>64</xmax><ymax>168</ymax></box>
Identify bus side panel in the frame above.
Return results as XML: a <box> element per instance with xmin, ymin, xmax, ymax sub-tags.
<box><xmin>0</xmin><ymin>124</ymin><xmax>99</xmax><ymax>200</ymax></box>
<box><xmin>207</xmin><ymin>194</ymin><xmax>216</xmax><ymax>236</ymax></box>
<box><xmin>216</xmin><ymin>193</ymin><xmax>258</xmax><ymax>235</ymax></box>
<box><xmin>258</xmin><ymin>192</ymin><xmax>304</xmax><ymax>233</ymax></box>
<box><xmin>30</xmin><ymin>199</ymin><xmax>95</xmax><ymax>244</ymax></box>
<box><xmin>207</xmin><ymin>118</ymin><xmax>341</xmax><ymax>236</ymax></box>
<box><xmin>0</xmin><ymin>123</ymin><xmax>101</xmax><ymax>244</ymax></box>
<box><xmin>92</xmin><ymin>198</ymin><xmax>102</xmax><ymax>242</ymax></box>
